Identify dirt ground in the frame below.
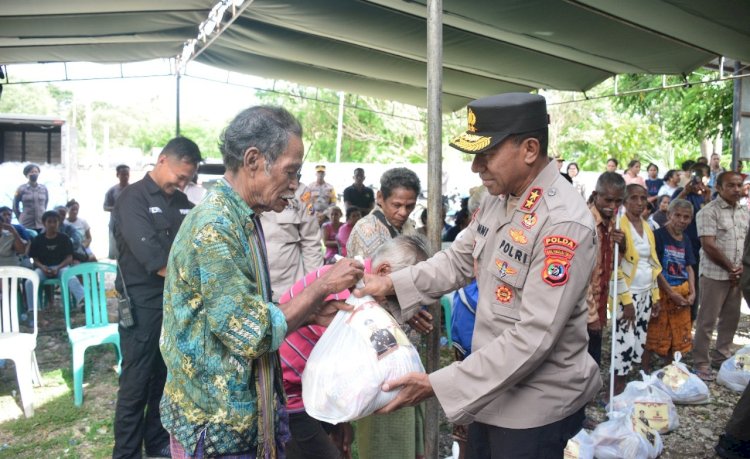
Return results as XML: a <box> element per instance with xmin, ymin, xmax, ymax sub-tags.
<box><xmin>1</xmin><ymin>295</ymin><xmax>748</xmax><ymax>458</ymax></box>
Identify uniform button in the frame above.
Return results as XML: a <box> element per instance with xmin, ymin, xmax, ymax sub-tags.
<box><xmin>547</xmin><ymin>188</ymin><xmax>557</xmax><ymax>197</ymax></box>
<box><xmin>141</xmin><ymin>237</ymin><xmax>146</xmax><ymax>241</ymax></box>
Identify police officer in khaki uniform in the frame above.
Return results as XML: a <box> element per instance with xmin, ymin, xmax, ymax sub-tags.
<box><xmin>261</xmin><ymin>183</ymin><xmax>324</xmax><ymax>301</ymax></box>
<box><xmin>357</xmin><ymin>93</ymin><xmax>602</xmax><ymax>458</ymax></box>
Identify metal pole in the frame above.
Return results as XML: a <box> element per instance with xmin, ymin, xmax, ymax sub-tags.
<box><xmin>426</xmin><ymin>0</ymin><xmax>443</xmax><ymax>457</ymax></box>
<box><xmin>335</xmin><ymin>91</ymin><xmax>345</xmax><ymax>163</ymax></box>
<box><xmin>176</xmin><ymin>73</ymin><xmax>181</xmax><ymax>137</ymax></box>
<box><xmin>732</xmin><ymin>61</ymin><xmax>741</xmax><ymax>170</ymax></box>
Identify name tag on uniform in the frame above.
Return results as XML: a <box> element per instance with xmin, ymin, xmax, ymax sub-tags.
<box><xmin>149</xmin><ymin>207</ymin><xmax>163</xmax><ymax>214</ymax></box>
<box><xmin>180</xmin><ymin>209</ymin><xmax>190</xmax><ymax>215</ymax></box>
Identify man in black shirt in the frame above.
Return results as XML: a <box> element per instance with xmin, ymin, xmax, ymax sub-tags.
<box><xmin>343</xmin><ymin>167</ymin><xmax>375</xmax><ymax>214</ymax></box>
<box><xmin>112</xmin><ymin>137</ymin><xmax>201</xmax><ymax>459</ymax></box>
<box><xmin>24</xmin><ymin>210</ymin><xmax>85</xmax><ymax>316</ymax></box>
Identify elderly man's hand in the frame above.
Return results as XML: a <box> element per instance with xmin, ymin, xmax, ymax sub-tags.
<box><xmin>320</xmin><ymin>258</ymin><xmax>365</xmax><ymax>294</ymax></box>
<box><xmin>375</xmin><ymin>372</ymin><xmax>435</xmax><ymax>414</ymax></box>
<box><xmin>353</xmin><ymin>272</ymin><xmax>395</xmax><ymax>298</ymax></box>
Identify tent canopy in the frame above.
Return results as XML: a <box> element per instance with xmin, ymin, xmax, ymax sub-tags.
<box><xmin>2</xmin><ymin>0</ymin><xmax>749</xmax><ymax>111</ymax></box>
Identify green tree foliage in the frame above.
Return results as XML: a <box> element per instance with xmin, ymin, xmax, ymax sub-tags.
<box><xmin>255</xmin><ymin>84</ymin><xmax>428</xmax><ymax>164</ymax></box>
<box><xmin>613</xmin><ymin>72</ymin><xmax>732</xmax><ymax>154</ymax></box>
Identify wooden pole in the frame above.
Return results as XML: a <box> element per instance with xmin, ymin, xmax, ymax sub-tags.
<box><xmin>176</xmin><ymin>73</ymin><xmax>181</xmax><ymax>137</ymax></box>
<box><xmin>425</xmin><ymin>0</ymin><xmax>443</xmax><ymax>457</ymax></box>
<box><xmin>732</xmin><ymin>60</ymin><xmax>741</xmax><ymax>170</ymax></box>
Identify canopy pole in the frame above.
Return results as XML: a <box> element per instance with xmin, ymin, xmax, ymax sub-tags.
<box><xmin>176</xmin><ymin>73</ymin><xmax>181</xmax><ymax>137</ymax></box>
<box><xmin>426</xmin><ymin>0</ymin><xmax>443</xmax><ymax>458</ymax></box>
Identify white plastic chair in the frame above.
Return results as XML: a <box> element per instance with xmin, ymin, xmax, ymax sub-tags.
<box><xmin>0</xmin><ymin>266</ymin><xmax>42</xmax><ymax>417</ymax></box>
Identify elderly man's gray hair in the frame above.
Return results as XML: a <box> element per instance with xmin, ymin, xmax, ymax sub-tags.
<box><xmin>371</xmin><ymin>235</ymin><xmax>430</xmax><ymax>272</ymax></box>
<box><xmin>220</xmin><ymin>105</ymin><xmax>303</xmax><ymax>172</ymax></box>
<box><xmin>595</xmin><ymin>171</ymin><xmax>626</xmax><ymax>195</ymax></box>
<box><xmin>667</xmin><ymin>198</ymin><xmax>693</xmax><ymax>215</ymax></box>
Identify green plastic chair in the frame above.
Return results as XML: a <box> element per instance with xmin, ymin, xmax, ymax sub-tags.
<box><xmin>60</xmin><ymin>262</ymin><xmax>122</xmax><ymax>406</ymax></box>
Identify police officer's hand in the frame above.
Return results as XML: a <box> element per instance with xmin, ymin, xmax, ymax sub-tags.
<box><xmin>319</xmin><ymin>258</ymin><xmax>364</xmax><ymax>294</ymax></box>
<box><xmin>621</xmin><ymin>303</ymin><xmax>636</xmax><ymax>330</ymax></box>
<box><xmin>407</xmin><ymin>309</ymin><xmax>433</xmax><ymax>335</ymax></box>
<box><xmin>376</xmin><ymin>372</ymin><xmax>435</xmax><ymax>414</ymax></box>
<box><xmin>353</xmin><ymin>272</ymin><xmax>395</xmax><ymax>298</ymax></box>
<box><xmin>587</xmin><ymin>320</ymin><xmax>602</xmax><ymax>333</ymax></box>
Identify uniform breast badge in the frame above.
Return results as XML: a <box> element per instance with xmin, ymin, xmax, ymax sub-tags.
<box><xmin>495</xmin><ymin>285</ymin><xmax>513</xmax><ymax>303</ymax></box>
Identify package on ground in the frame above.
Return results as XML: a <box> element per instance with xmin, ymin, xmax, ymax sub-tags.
<box><xmin>563</xmin><ymin>428</ymin><xmax>594</xmax><ymax>459</ymax></box>
<box><xmin>606</xmin><ymin>372</ymin><xmax>679</xmax><ymax>434</ymax></box>
<box><xmin>717</xmin><ymin>345</ymin><xmax>750</xmax><ymax>393</ymax></box>
<box><xmin>651</xmin><ymin>351</ymin><xmax>710</xmax><ymax>404</ymax></box>
<box><xmin>302</xmin><ymin>294</ymin><xmax>425</xmax><ymax>424</ymax></box>
<box><xmin>591</xmin><ymin>410</ymin><xmax>663</xmax><ymax>459</ymax></box>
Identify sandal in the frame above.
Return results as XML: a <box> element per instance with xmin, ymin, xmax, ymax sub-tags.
<box><xmin>693</xmin><ymin>367</ymin><xmax>716</xmax><ymax>382</ymax></box>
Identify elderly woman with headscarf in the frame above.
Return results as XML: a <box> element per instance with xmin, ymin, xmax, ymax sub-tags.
<box><xmin>13</xmin><ymin>163</ymin><xmax>48</xmax><ymax>233</ymax></box>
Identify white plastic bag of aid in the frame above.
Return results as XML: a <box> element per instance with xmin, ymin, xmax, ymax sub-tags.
<box><xmin>651</xmin><ymin>351</ymin><xmax>710</xmax><ymax>404</ymax></box>
<box><xmin>302</xmin><ymin>294</ymin><xmax>425</xmax><ymax>424</ymax></box>
<box><xmin>717</xmin><ymin>345</ymin><xmax>750</xmax><ymax>393</ymax></box>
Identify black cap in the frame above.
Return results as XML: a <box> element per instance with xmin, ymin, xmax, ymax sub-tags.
<box><xmin>449</xmin><ymin>93</ymin><xmax>549</xmax><ymax>154</ymax></box>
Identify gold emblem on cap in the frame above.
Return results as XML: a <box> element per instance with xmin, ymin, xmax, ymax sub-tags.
<box><xmin>451</xmin><ymin>133</ymin><xmax>491</xmax><ymax>152</ymax></box>
<box><xmin>467</xmin><ymin>108</ymin><xmax>477</xmax><ymax>133</ymax></box>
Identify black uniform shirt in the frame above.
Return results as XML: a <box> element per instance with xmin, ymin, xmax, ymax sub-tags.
<box><xmin>113</xmin><ymin>172</ymin><xmax>193</xmax><ymax>307</ymax></box>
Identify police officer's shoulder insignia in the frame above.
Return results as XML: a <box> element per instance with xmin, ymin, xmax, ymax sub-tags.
<box><xmin>521</xmin><ymin>213</ymin><xmax>537</xmax><ymax>229</ymax></box>
<box><xmin>521</xmin><ymin>187</ymin><xmax>543</xmax><ymax>212</ymax></box>
<box><xmin>542</xmin><ymin>258</ymin><xmax>569</xmax><ymax>286</ymax></box>
<box><xmin>509</xmin><ymin>228</ymin><xmax>527</xmax><ymax>244</ymax></box>
<box><xmin>541</xmin><ymin>234</ymin><xmax>578</xmax><ymax>286</ymax></box>
<box><xmin>495</xmin><ymin>285</ymin><xmax>513</xmax><ymax>303</ymax></box>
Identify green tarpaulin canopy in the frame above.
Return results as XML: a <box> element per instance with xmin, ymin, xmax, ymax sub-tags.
<box><xmin>1</xmin><ymin>0</ymin><xmax>748</xmax><ymax>111</ymax></box>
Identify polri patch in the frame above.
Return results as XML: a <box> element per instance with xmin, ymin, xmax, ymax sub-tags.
<box><xmin>544</xmin><ymin>247</ymin><xmax>574</xmax><ymax>260</ymax></box>
<box><xmin>521</xmin><ymin>187</ymin><xmax>543</xmax><ymax>212</ymax></box>
<box><xmin>542</xmin><ymin>258</ymin><xmax>570</xmax><ymax>286</ymax></box>
<box><xmin>498</xmin><ymin>239</ymin><xmax>529</xmax><ymax>264</ymax></box>
<box><xmin>495</xmin><ymin>285</ymin><xmax>513</xmax><ymax>303</ymax></box>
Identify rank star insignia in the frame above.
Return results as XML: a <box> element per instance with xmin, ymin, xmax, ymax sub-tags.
<box><xmin>521</xmin><ymin>187</ymin><xmax>543</xmax><ymax>212</ymax></box>
<box><xmin>495</xmin><ymin>259</ymin><xmax>518</xmax><ymax>277</ymax></box>
<box><xmin>509</xmin><ymin>228</ymin><xmax>528</xmax><ymax>244</ymax></box>
<box><xmin>521</xmin><ymin>213</ymin><xmax>537</xmax><ymax>229</ymax></box>
<box><xmin>495</xmin><ymin>285</ymin><xmax>513</xmax><ymax>303</ymax></box>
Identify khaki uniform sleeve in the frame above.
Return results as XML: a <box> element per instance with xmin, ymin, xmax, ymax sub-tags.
<box><xmin>427</xmin><ymin>221</ymin><xmax>595</xmax><ymax>424</ymax></box>
<box><xmin>391</xmin><ymin>220</ymin><xmax>477</xmax><ymax>322</ymax></box>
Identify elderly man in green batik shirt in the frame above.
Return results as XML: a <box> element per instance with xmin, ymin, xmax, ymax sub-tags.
<box><xmin>160</xmin><ymin>106</ymin><xmax>364</xmax><ymax>458</ymax></box>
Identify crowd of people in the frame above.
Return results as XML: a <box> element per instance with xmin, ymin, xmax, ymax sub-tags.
<box><xmin>1</xmin><ymin>93</ymin><xmax>749</xmax><ymax>459</ymax></box>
